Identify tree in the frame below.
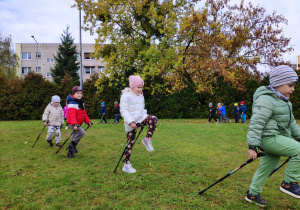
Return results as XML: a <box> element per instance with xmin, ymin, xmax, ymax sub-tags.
<box><xmin>171</xmin><ymin>0</ymin><xmax>293</xmax><ymax>93</ymax></box>
<box><xmin>50</xmin><ymin>26</ymin><xmax>80</xmax><ymax>85</ymax></box>
<box><xmin>74</xmin><ymin>0</ymin><xmax>197</xmax><ymax>94</ymax></box>
<box><xmin>75</xmin><ymin>0</ymin><xmax>293</xmax><ymax>95</ymax></box>
<box><xmin>0</xmin><ymin>33</ymin><xmax>18</xmax><ymax>80</ymax></box>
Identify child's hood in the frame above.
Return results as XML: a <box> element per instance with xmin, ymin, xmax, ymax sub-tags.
<box><xmin>253</xmin><ymin>86</ymin><xmax>277</xmax><ymax>101</ymax></box>
<box><xmin>67</xmin><ymin>94</ymin><xmax>77</xmax><ymax>104</ymax></box>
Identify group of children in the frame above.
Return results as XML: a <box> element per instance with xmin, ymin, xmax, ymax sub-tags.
<box><xmin>98</xmin><ymin>101</ymin><xmax>121</xmax><ymax>124</ymax></box>
<box><xmin>207</xmin><ymin>101</ymin><xmax>247</xmax><ymax>123</ymax></box>
<box><xmin>41</xmin><ymin>65</ymin><xmax>300</xmax><ymax>205</ymax></box>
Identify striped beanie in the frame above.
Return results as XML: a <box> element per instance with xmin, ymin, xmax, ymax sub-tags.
<box><xmin>269</xmin><ymin>65</ymin><xmax>298</xmax><ymax>87</ymax></box>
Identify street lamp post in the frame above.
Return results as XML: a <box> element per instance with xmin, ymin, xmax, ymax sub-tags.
<box><xmin>31</xmin><ymin>36</ymin><xmax>38</xmax><ymax>73</ymax></box>
<box><xmin>79</xmin><ymin>7</ymin><xmax>83</xmax><ymax>89</ymax></box>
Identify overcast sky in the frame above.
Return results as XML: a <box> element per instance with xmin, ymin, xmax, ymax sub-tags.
<box><xmin>0</xmin><ymin>0</ymin><xmax>299</xmax><ymax>69</ymax></box>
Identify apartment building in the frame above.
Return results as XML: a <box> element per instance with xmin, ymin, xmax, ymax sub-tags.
<box><xmin>15</xmin><ymin>43</ymin><xmax>105</xmax><ymax>81</ymax></box>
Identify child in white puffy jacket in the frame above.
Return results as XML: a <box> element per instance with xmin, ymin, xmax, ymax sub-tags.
<box><xmin>120</xmin><ymin>75</ymin><xmax>158</xmax><ymax>173</ymax></box>
<box><xmin>42</xmin><ymin>95</ymin><xmax>64</xmax><ymax>147</ymax></box>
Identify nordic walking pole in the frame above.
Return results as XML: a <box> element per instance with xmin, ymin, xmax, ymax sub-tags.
<box><xmin>199</xmin><ymin>153</ymin><xmax>265</xmax><ymax>195</ymax></box>
<box><xmin>56</xmin><ymin>130</ymin><xmax>75</xmax><ymax>154</ymax></box>
<box><xmin>65</xmin><ymin>123</ymin><xmax>93</xmax><ymax>151</ymax></box>
<box><xmin>268</xmin><ymin>157</ymin><xmax>291</xmax><ymax>178</ymax></box>
<box><xmin>113</xmin><ymin>124</ymin><xmax>144</xmax><ymax>173</ymax></box>
<box><xmin>32</xmin><ymin>125</ymin><xmax>46</xmax><ymax>148</ymax></box>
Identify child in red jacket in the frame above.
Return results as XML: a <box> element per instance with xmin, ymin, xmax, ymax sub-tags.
<box><xmin>66</xmin><ymin>86</ymin><xmax>92</xmax><ymax>158</ymax></box>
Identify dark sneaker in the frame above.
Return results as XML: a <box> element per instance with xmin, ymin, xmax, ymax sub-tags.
<box><xmin>280</xmin><ymin>180</ymin><xmax>300</xmax><ymax>199</ymax></box>
<box><xmin>47</xmin><ymin>139</ymin><xmax>53</xmax><ymax>147</ymax></box>
<box><xmin>67</xmin><ymin>151</ymin><xmax>75</xmax><ymax>158</ymax></box>
<box><xmin>245</xmin><ymin>190</ymin><xmax>268</xmax><ymax>207</ymax></box>
<box><xmin>56</xmin><ymin>143</ymin><xmax>61</xmax><ymax>148</ymax></box>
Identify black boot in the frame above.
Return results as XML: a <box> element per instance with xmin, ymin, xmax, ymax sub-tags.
<box><xmin>67</xmin><ymin>150</ymin><xmax>75</xmax><ymax>158</ymax></box>
<box><xmin>67</xmin><ymin>141</ymin><xmax>77</xmax><ymax>158</ymax></box>
<box><xmin>47</xmin><ymin>139</ymin><xmax>53</xmax><ymax>147</ymax></box>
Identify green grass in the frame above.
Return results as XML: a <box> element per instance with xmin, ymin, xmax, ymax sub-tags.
<box><xmin>0</xmin><ymin>119</ymin><xmax>298</xmax><ymax>209</ymax></box>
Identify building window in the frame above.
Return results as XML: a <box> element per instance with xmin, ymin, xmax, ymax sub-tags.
<box><xmin>22</xmin><ymin>52</ymin><xmax>31</xmax><ymax>60</ymax></box>
<box><xmin>46</xmin><ymin>58</ymin><xmax>54</xmax><ymax>62</ymax></box>
<box><xmin>46</xmin><ymin>72</ymin><xmax>52</xmax><ymax>77</ymax></box>
<box><xmin>84</xmin><ymin>52</ymin><xmax>94</xmax><ymax>60</ymax></box>
<box><xmin>98</xmin><ymin>66</ymin><xmax>105</xmax><ymax>73</ymax></box>
<box><xmin>76</xmin><ymin>53</ymin><xmax>80</xmax><ymax>60</ymax></box>
<box><xmin>35</xmin><ymin>52</ymin><xmax>41</xmax><ymax>58</ymax></box>
<box><xmin>84</xmin><ymin>66</ymin><xmax>95</xmax><ymax>74</ymax></box>
<box><xmin>22</xmin><ymin>67</ymin><xmax>31</xmax><ymax>74</ymax></box>
<box><xmin>35</xmin><ymin>67</ymin><xmax>41</xmax><ymax>73</ymax></box>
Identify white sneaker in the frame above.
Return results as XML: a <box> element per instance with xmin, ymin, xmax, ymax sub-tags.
<box><xmin>122</xmin><ymin>163</ymin><xmax>136</xmax><ymax>173</ymax></box>
<box><xmin>65</xmin><ymin>126</ymin><xmax>68</xmax><ymax>130</ymax></box>
<box><xmin>142</xmin><ymin>138</ymin><xmax>154</xmax><ymax>152</ymax></box>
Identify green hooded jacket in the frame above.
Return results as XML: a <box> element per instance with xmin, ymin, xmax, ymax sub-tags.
<box><xmin>247</xmin><ymin>86</ymin><xmax>300</xmax><ymax>147</ymax></box>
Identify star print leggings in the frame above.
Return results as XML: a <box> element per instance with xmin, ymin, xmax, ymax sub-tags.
<box><xmin>124</xmin><ymin>115</ymin><xmax>158</xmax><ymax>164</ymax></box>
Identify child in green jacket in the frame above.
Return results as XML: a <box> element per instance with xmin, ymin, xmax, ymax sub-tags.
<box><xmin>246</xmin><ymin>65</ymin><xmax>300</xmax><ymax>206</ymax></box>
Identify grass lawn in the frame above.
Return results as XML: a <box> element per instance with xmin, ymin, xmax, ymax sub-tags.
<box><xmin>0</xmin><ymin>119</ymin><xmax>298</xmax><ymax>209</ymax></box>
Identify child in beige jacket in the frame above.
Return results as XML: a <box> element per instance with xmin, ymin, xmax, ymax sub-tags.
<box><xmin>42</xmin><ymin>95</ymin><xmax>64</xmax><ymax>147</ymax></box>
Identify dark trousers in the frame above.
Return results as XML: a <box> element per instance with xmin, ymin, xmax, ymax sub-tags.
<box><xmin>113</xmin><ymin>114</ymin><xmax>119</xmax><ymax>124</ymax></box>
<box><xmin>234</xmin><ymin>114</ymin><xmax>239</xmax><ymax>123</ymax></box>
<box><xmin>100</xmin><ymin>114</ymin><xmax>107</xmax><ymax>123</ymax></box>
<box><xmin>208</xmin><ymin>114</ymin><xmax>217</xmax><ymax>122</ymax></box>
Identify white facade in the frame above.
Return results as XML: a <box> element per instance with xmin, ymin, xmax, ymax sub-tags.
<box><xmin>16</xmin><ymin>43</ymin><xmax>106</xmax><ymax>81</ymax></box>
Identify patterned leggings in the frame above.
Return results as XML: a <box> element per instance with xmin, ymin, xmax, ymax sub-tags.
<box><xmin>124</xmin><ymin>115</ymin><xmax>158</xmax><ymax>164</ymax></box>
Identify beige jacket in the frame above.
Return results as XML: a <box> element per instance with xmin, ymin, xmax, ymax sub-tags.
<box><xmin>42</xmin><ymin>103</ymin><xmax>64</xmax><ymax>126</ymax></box>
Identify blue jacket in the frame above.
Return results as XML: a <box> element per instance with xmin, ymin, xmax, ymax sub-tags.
<box><xmin>239</xmin><ymin>104</ymin><xmax>247</xmax><ymax>114</ymax></box>
<box><xmin>233</xmin><ymin>106</ymin><xmax>239</xmax><ymax>115</ymax></box>
<box><xmin>218</xmin><ymin>106</ymin><xmax>226</xmax><ymax>115</ymax></box>
<box><xmin>100</xmin><ymin>105</ymin><xmax>106</xmax><ymax>115</ymax></box>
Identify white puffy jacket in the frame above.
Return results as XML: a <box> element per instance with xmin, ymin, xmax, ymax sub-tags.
<box><xmin>120</xmin><ymin>88</ymin><xmax>148</xmax><ymax>132</ymax></box>
<box><xmin>42</xmin><ymin>103</ymin><xmax>64</xmax><ymax>126</ymax></box>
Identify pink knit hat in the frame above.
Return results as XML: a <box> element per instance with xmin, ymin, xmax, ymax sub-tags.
<box><xmin>129</xmin><ymin>75</ymin><xmax>144</xmax><ymax>88</ymax></box>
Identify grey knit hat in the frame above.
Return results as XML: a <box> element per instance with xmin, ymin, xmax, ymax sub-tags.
<box><xmin>209</xmin><ymin>102</ymin><xmax>212</xmax><ymax>106</ymax></box>
<box><xmin>269</xmin><ymin>65</ymin><xmax>298</xmax><ymax>87</ymax></box>
<box><xmin>52</xmin><ymin>95</ymin><xmax>60</xmax><ymax>103</ymax></box>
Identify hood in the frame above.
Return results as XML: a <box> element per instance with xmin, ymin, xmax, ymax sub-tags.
<box><xmin>67</xmin><ymin>94</ymin><xmax>76</xmax><ymax>104</ymax></box>
<box><xmin>253</xmin><ymin>86</ymin><xmax>277</xmax><ymax>101</ymax></box>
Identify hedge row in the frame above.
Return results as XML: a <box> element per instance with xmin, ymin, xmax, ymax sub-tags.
<box><xmin>1</xmin><ymin>72</ymin><xmax>300</xmax><ymax>121</ymax></box>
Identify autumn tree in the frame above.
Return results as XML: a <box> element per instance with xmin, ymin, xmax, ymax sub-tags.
<box><xmin>0</xmin><ymin>33</ymin><xmax>18</xmax><ymax>80</ymax></box>
<box><xmin>50</xmin><ymin>26</ymin><xmax>80</xmax><ymax>85</ymax></box>
<box><xmin>170</xmin><ymin>0</ymin><xmax>293</xmax><ymax>93</ymax></box>
<box><xmin>75</xmin><ymin>0</ymin><xmax>293</xmax><ymax>95</ymax></box>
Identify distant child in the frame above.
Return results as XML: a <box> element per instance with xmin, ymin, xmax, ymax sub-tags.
<box><xmin>239</xmin><ymin>101</ymin><xmax>247</xmax><ymax>123</ymax></box>
<box><xmin>113</xmin><ymin>101</ymin><xmax>121</xmax><ymax>124</ymax></box>
<box><xmin>233</xmin><ymin>103</ymin><xmax>240</xmax><ymax>123</ymax></box>
<box><xmin>217</xmin><ymin>103</ymin><xmax>222</xmax><ymax>122</ymax></box>
<box><xmin>66</xmin><ymin>86</ymin><xmax>92</xmax><ymax>158</ymax></box>
<box><xmin>42</xmin><ymin>95</ymin><xmax>64</xmax><ymax>147</ymax></box>
<box><xmin>120</xmin><ymin>75</ymin><xmax>158</xmax><ymax>173</ymax></box>
<box><xmin>217</xmin><ymin>103</ymin><xmax>231</xmax><ymax>123</ymax></box>
<box><xmin>98</xmin><ymin>102</ymin><xmax>108</xmax><ymax>124</ymax></box>
<box><xmin>207</xmin><ymin>102</ymin><xmax>217</xmax><ymax>123</ymax></box>
<box><xmin>246</xmin><ymin>65</ymin><xmax>300</xmax><ymax>206</ymax></box>
<box><xmin>63</xmin><ymin>102</ymin><xmax>68</xmax><ymax>130</ymax></box>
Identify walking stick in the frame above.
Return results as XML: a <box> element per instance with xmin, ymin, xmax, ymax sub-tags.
<box><xmin>32</xmin><ymin>125</ymin><xmax>46</xmax><ymax>148</ymax></box>
<box><xmin>199</xmin><ymin>153</ymin><xmax>265</xmax><ymax>195</ymax></box>
<box><xmin>269</xmin><ymin>157</ymin><xmax>291</xmax><ymax>178</ymax></box>
<box><xmin>56</xmin><ymin>130</ymin><xmax>75</xmax><ymax>154</ymax></box>
<box><xmin>113</xmin><ymin>124</ymin><xmax>144</xmax><ymax>173</ymax></box>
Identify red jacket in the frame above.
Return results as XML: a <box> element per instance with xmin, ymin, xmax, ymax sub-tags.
<box><xmin>66</xmin><ymin>94</ymin><xmax>90</xmax><ymax>125</ymax></box>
